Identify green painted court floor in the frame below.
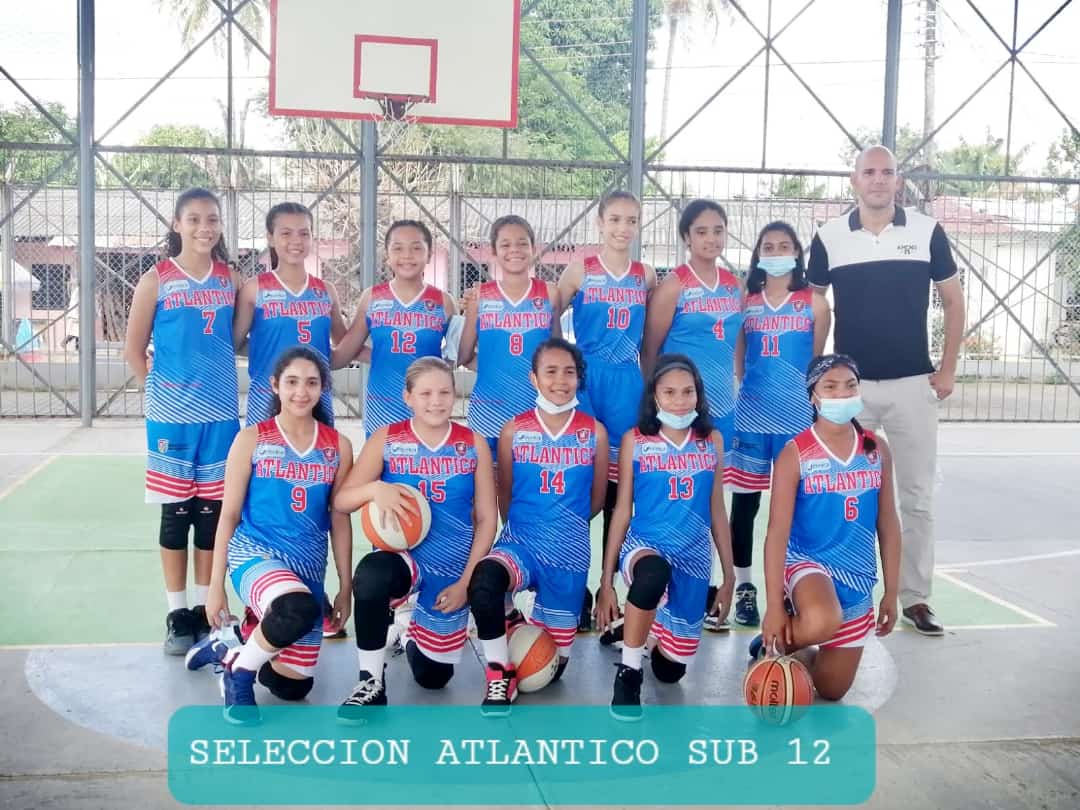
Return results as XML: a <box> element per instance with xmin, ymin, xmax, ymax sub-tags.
<box><xmin>0</xmin><ymin>455</ymin><xmax>1048</xmax><ymax>646</ymax></box>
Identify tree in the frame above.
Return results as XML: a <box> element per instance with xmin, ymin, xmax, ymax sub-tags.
<box><xmin>155</xmin><ymin>0</ymin><xmax>267</xmax><ymax>59</ymax></box>
<box><xmin>110</xmin><ymin>124</ymin><xmax>222</xmax><ymax>188</ymax></box>
<box><xmin>839</xmin><ymin>125</ymin><xmax>928</xmax><ymax>170</ymax></box>
<box><xmin>771</xmin><ymin>175</ymin><xmax>825</xmax><ymax>199</ymax></box>
<box><xmin>0</xmin><ymin>102</ymin><xmax>78</xmax><ymax>185</ymax></box>
<box><xmin>658</xmin><ymin>1</ymin><xmax>727</xmax><ymax>147</ymax></box>
<box><xmin>935</xmin><ymin>130</ymin><xmax>1030</xmax><ymax>195</ymax></box>
<box><xmin>1046</xmin><ymin>127</ymin><xmax>1080</xmax><ymax>196</ymax></box>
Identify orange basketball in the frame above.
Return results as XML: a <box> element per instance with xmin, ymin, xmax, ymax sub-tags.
<box><xmin>507</xmin><ymin>623</ymin><xmax>559</xmax><ymax>693</ymax></box>
<box><xmin>359</xmin><ymin>484</ymin><xmax>432</xmax><ymax>552</ymax></box>
<box><xmin>743</xmin><ymin>654</ymin><xmax>815</xmax><ymax>726</ymax></box>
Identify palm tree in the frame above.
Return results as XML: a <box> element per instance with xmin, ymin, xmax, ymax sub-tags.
<box><xmin>155</xmin><ymin>0</ymin><xmax>267</xmax><ymax>58</ymax></box>
<box><xmin>659</xmin><ymin>1</ymin><xmax>728</xmax><ymax>146</ymax></box>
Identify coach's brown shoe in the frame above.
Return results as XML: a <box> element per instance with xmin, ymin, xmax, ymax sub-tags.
<box><xmin>902</xmin><ymin>604</ymin><xmax>944</xmax><ymax>636</ymax></box>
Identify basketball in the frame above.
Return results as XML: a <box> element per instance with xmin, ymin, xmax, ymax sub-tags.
<box><xmin>743</xmin><ymin>654</ymin><xmax>815</xmax><ymax>726</ymax></box>
<box><xmin>507</xmin><ymin>623</ymin><xmax>559</xmax><ymax>693</ymax></box>
<box><xmin>359</xmin><ymin>485</ymin><xmax>432</xmax><ymax>551</ymax></box>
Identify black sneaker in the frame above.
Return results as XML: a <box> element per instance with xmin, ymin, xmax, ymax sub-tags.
<box><xmin>505</xmin><ymin>608</ymin><xmax>527</xmax><ymax>634</ymax></box>
<box><xmin>550</xmin><ymin>657</ymin><xmax>569</xmax><ymax>684</ymax></box>
<box><xmin>481</xmin><ymin>662</ymin><xmax>518</xmax><ymax>717</ymax></box>
<box><xmin>610</xmin><ymin>663</ymin><xmax>644</xmax><ymax>722</ymax></box>
<box><xmin>337</xmin><ymin>670</ymin><xmax>387</xmax><ymax>724</ymax></box>
<box><xmin>164</xmin><ymin>608</ymin><xmax>195</xmax><ymax>656</ymax></box>
<box><xmin>599</xmin><ymin>617</ymin><xmax>625</xmax><ymax>647</ymax></box>
<box><xmin>734</xmin><ymin>583</ymin><xmax>760</xmax><ymax>626</ymax></box>
<box><xmin>190</xmin><ymin>605</ymin><xmax>212</xmax><ymax>641</ymax></box>
<box><xmin>578</xmin><ymin>589</ymin><xmax>594</xmax><ymax>633</ymax></box>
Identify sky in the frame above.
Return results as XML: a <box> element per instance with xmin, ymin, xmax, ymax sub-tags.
<box><xmin>1</xmin><ymin>0</ymin><xmax>1077</xmax><ymax>175</ymax></box>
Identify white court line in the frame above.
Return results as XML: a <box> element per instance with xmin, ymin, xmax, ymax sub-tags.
<box><xmin>0</xmin><ymin>641</ymin><xmax>160</xmax><ymax>651</ymax></box>
<box><xmin>939</xmin><ymin>451</ymin><xmax>1080</xmax><ymax>457</ymax></box>
<box><xmin>0</xmin><ymin>451</ymin><xmax>144</xmax><ymax>457</ymax></box>
<box><xmin>936</xmin><ymin>570</ymin><xmax>1056</xmax><ymax>627</ymax></box>
<box><xmin>938</xmin><ymin>549</ymin><xmax>1080</xmax><ymax>571</ymax></box>
<box><xmin>0</xmin><ymin>454</ymin><xmax>58</xmax><ymax>502</ymax></box>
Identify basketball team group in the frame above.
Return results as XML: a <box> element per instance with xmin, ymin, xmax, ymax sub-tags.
<box><xmin>124</xmin><ymin>145</ymin><xmax>965</xmax><ymax>723</ymax></box>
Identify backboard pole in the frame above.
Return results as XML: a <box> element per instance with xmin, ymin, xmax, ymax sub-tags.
<box><xmin>360</xmin><ymin>120</ymin><xmax>378</xmax><ymax>291</ymax></box>
<box><xmin>882</xmin><ymin>0</ymin><xmax>902</xmax><ymax>151</ymax></box>
<box><xmin>628</xmin><ymin>0</ymin><xmax>648</xmax><ymax>261</ymax></box>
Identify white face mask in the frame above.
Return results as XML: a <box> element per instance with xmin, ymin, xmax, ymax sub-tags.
<box><xmin>656</xmin><ymin>406</ymin><xmax>698</xmax><ymax>430</ymax></box>
<box><xmin>536</xmin><ymin>393</ymin><xmax>578</xmax><ymax>415</ymax></box>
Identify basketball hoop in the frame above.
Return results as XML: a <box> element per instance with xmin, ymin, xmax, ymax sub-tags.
<box><xmin>376</xmin><ymin>96</ymin><xmax>417</xmax><ymax>122</ymax></box>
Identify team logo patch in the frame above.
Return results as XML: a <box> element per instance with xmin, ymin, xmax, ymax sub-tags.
<box><xmin>313</xmin><ymin>287</ymin><xmax>325</xmax><ymax>298</ymax></box>
<box><xmin>157</xmin><ymin>438</ymin><xmax>169</xmax><ymax>453</ymax></box>
<box><xmin>576</xmin><ymin>428</ymin><xmax>591</xmax><ymax>445</ymax></box>
<box><xmin>453</xmin><ymin>441</ymin><xmax>468</xmax><ymax>457</ymax></box>
<box><xmin>218</xmin><ymin>276</ymin><xmax>229</xmax><ymax>288</ymax></box>
<box><xmin>516</xmin><ymin>431</ymin><xmax>542</xmax><ymax>444</ymax></box>
<box><xmin>369</xmin><ymin>299</ymin><xmax>393</xmax><ymax>312</ymax></box>
<box><xmin>804</xmin><ymin>459</ymin><xmax>830</xmax><ymax>473</ymax></box>
<box><xmin>695</xmin><ymin>439</ymin><xmax>708</xmax><ymax>452</ymax></box>
<box><xmin>632</xmin><ymin>274</ymin><xmax>642</xmax><ymax>287</ymax></box>
<box><xmin>323</xmin><ymin>447</ymin><xmax>339</xmax><ymax>464</ymax></box>
<box><xmin>262</xmin><ymin>289</ymin><xmax>287</xmax><ymax>302</ymax></box>
<box><xmin>162</xmin><ymin>280</ymin><xmax>189</xmax><ymax>294</ymax></box>
<box><xmin>424</xmin><ymin>299</ymin><xmax>435</xmax><ymax>311</ymax></box>
<box><xmin>866</xmin><ymin>449</ymin><xmax>880</xmax><ymax>464</ymax></box>
<box><xmin>254</xmin><ymin>444</ymin><xmax>286</xmax><ymax>460</ymax></box>
<box><xmin>532</xmin><ymin>296</ymin><xmax>546</xmax><ymax>310</ymax></box>
<box><xmin>389</xmin><ymin>442</ymin><xmax>419</xmax><ymax>456</ymax></box>
<box><xmin>792</xmin><ymin>299</ymin><xmax>805</xmax><ymax>312</ymax></box>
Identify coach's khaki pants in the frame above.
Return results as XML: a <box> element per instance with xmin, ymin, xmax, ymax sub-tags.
<box><xmin>858</xmin><ymin>375</ymin><xmax>940</xmax><ymax>609</ymax></box>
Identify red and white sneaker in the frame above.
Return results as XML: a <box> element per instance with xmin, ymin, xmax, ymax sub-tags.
<box><xmin>240</xmin><ymin>607</ymin><xmax>258</xmax><ymax>643</ymax></box>
<box><xmin>480</xmin><ymin>662</ymin><xmax>518</xmax><ymax>717</ymax></box>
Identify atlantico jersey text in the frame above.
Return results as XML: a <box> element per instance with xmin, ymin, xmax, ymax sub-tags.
<box><xmin>188</xmin><ymin>737</ymin><xmax>798</xmax><ymax>767</ymax></box>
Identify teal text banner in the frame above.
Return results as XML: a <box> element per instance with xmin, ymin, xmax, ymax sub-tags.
<box><xmin>169</xmin><ymin>705</ymin><xmax>875</xmax><ymax>805</ymax></box>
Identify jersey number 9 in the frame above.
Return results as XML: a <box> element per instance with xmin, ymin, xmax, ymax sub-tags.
<box><xmin>291</xmin><ymin>486</ymin><xmax>307</xmax><ymax>513</ymax></box>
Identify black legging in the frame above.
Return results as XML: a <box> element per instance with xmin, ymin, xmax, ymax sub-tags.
<box><xmin>730</xmin><ymin>491</ymin><xmax>762</xmax><ymax>569</ymax></box>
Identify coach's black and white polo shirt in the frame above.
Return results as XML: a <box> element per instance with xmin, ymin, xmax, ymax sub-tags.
<box><xmin>807</xmin><ymin>205</ymin><xmax>957</xmax><ymax>381</ymax></box>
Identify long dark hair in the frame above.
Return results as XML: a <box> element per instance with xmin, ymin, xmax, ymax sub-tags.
<box><xmin>265</xmin><ymin>202</ymin><xmax>313</xmax><ymax>270</ymax></box>
<box><xmin>268</xmin><ymin>346</ymin><xmax>333</xmax><ymax>426</ymax></box>
<box><xmin>746</xmin><ymin>221</ymin><xmax>807</xmax><ymax>295</ymax></box>
<box><xmin>531</xmin><ymin>337</ymin><xmax>586</xmax><ymax>389</ymax></box>
<box><xmin>638</xmin><ymin>353</ymin><xmax>713</xmax><ymax>439</ymax></box>
<box><xmin>805</xmin><ymin>353</ymin><xmax>876</xmax><ymax>453</ymax></box>
<box><xmin>678</xmin><ymin>198</ymin><xmax>728</xmax><ymax>241</ymax></box>
<box><xmin>165</xmin><ymin>187</ymin><xmax>230</xmax><ymax>264</ymax></box>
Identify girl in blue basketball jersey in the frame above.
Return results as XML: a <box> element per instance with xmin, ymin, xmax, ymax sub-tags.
<box><xmin>467</xmin><ymin>338</ymin><xmax>609</xmax><ymax>714</ymax></box>
<box><xmin>234</xmin><ymin>202</ymin><xmax>348</xmax><ymax>426</ymax></box>
<box><xmin>332</xmin><ymin>221</ymin><xmax>456</xmax><ymax>436</ymax></box>
<box><xmin>334</xmin><ymin>358</ymin><xmax>498</xmax><ymax>720</ymax></box>
<box><xmin>193</xmin><ymin>346</ymin><xmax>353</xmax><ymax>724</ymax></box>
<box><xmin>596</xmin><ymin>355</ymin><xmax>735</xmax><ymax>721</ymax></box>
<box><xmin>125</xmin><ymin>187</ymin><xmax>242</xmax><ymax>656</ymax></box>
<box><xmin>756</xmin><ymin>354</ymin><xmax>900</xmax><ymax>701</ymax></box>
<box><xmin>556</xmin><ymin>190</ymin><xmax>657</xmax><ymax>626</ymax></box>
<box><xmin>459</xmin><ymin>215</ymin><xmax>560</xmax><ymax>460</ymax></box>
<box><xmin>728</xmin><ymin>223</ymin><xmax>830</xmax><ymax>628</ymax></box>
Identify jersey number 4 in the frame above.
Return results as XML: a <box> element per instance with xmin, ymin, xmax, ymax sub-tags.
<box><xmin>667</xmin><ymin>475</ymin><xmax>694</xmax><ymax>500</ymax></box>
<box><xmin>390</xmin><ymin>330</ymin><xmax>417</xmax><ymax>354</ymax></box>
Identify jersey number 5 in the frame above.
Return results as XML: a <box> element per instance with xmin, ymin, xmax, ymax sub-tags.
<box><xmin>667</xmin><ymin>475</ymin><xmax>694</xmax><ymax>500</ymax></box>
<box><xmin>297</xmin><ymin>319</ymin><xmax>311</xmax><ymax>343</ymax></box>
<box><xmin>844</xmin><ymin>496</ymin><xmax>859</xmax><ymax>521</ymax></box>
<box><xmin>290</xmin><ymin>486</ymin><xmax>307</xmax><ymax>513</ymax></box>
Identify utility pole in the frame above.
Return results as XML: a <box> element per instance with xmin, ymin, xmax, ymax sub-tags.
<box><xmin>922</xmin><ymin>0</ymin><xmax>939</xmax><ymax>169</ymax></box>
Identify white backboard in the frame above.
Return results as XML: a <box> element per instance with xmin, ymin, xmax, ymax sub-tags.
<box><xmin>270</xmin><ymin>0</ymin><xmax>521</xmax><ymax>127</ymax></box>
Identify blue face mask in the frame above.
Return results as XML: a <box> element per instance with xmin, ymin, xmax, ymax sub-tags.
<box><xmin>758</xmin><ymin>255</ymin><xmax>797</xmax><ymax>277</ymax></box>
<box><xmin>817</xmin><ymin>395</ymin><xmax>863</xmax><ymax>425</ymax></box>
<box><xmin>656</xmin><ymin>407</ymin><xmax>698</xmax><ymax>430</ymax></box>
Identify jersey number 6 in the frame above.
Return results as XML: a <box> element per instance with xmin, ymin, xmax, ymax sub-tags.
<box><xmin>844</xmin><ymin>496</ymin><xmax>859</xmax><ymax>521</ymax></box>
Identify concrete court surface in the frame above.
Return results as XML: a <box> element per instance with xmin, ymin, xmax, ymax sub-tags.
<box><xmin>0</xmin><ymin>419</ymin><xmax>1078</xmax><ymax>810</ymax></box>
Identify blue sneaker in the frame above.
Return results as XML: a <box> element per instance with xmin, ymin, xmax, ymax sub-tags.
<box><xmin>221</xmin><ymin>662</ymin><xmax>260</xmax><ymax>726</ymax></box>
<box><xmin>734</xmin><ymin>583</ymin><xmax>760</xmax><ymax>626</ymax></box>
<box><xmin>185</xmin><ymin>623</ymin><xmax>242</xmax><ymax>672</ymax></box>
<box><xmin>748</xmin><ymin>633</ymin><xmax>763</xmax><ymax>660</ymax></box>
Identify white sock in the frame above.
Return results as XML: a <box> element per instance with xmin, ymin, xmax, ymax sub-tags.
<box><xmin>232</xmin><ymin>639</ymin><xmax>276</xmax><ymax>673</ymax></box>
<box><xmin>622</xmin><ymin>644</ymin><xmax>644</xmax><ymax>671</ymax></box>
<box><xmin>166</xmin><ymin>590</ymin><xmax>187</xmax><ymax>612</ymax></box>
<box><xmin>481</xmin><ymin>635</ymin><xmax>509</xmax><ymax>667</ymax></box>
<box><xmin>358</xmin><ymin>648</ymin><xmax>386</xmax><ymax>682</ymax></box>
<box><xmin>193</xmin><ymin>584</ymin><xmax>209</xmax><ymax>606</ymax></box>
<box><xmin>735</xmin><ymin>567</ymin><xmax>753</xmax><ymax>587</ymax></box>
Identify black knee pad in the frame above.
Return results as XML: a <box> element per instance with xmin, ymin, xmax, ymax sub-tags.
<box><xmin>406</xmin><ymin>640</ymin><xmax>454</xmax><ymax>689</ymax></box>
<box><xmin>159</xmin><ymin>500</ymin><xmax>194</xmax><ymax>550</ymax></box>
<box><xmin>260</xmin><ymin>591</ymin><xmax>320</xmax><ymax>649</ymax></box>
<box><xmin>627</xmin><ymin>554</ymin><xmax>672</xmax><ymax>611</ymax></box>
<box><xmin>258</xmin><ymin>662</ymin><xmax>314</xmax><ymax>701</ymax></box>
<box><xmin>651</xmin><ymin>651</ymin><xmax>687</xmax><ymax>683</ymax></box>
<box><xmin>191</xmin><ymin>498</ymin><xmax>221</xmax><ymax>551</ymax></box>
<box><xmin>352</xmin><ymin>552</ymin><xmax>412</xmax><ymax>651</ymax></box>
<box><xmin>467</xmin><ymin>559</ymin><xmax>511</xmax><ymax>640</ymax></box>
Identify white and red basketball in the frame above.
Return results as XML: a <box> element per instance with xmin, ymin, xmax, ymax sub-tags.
<box><xmin>743</xmin><ymin>653</ymin><xmax>815</xmax><ymax>726</ymax></box>
<box><xmin>507</xmin><ymin>623</ymin><xmax>559</xmax><ymax>693</ymax></box>
<box><xmin>359</xmin><ymin>484</ymin><xmax>431</xmax><ymax>551</ymax></box>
